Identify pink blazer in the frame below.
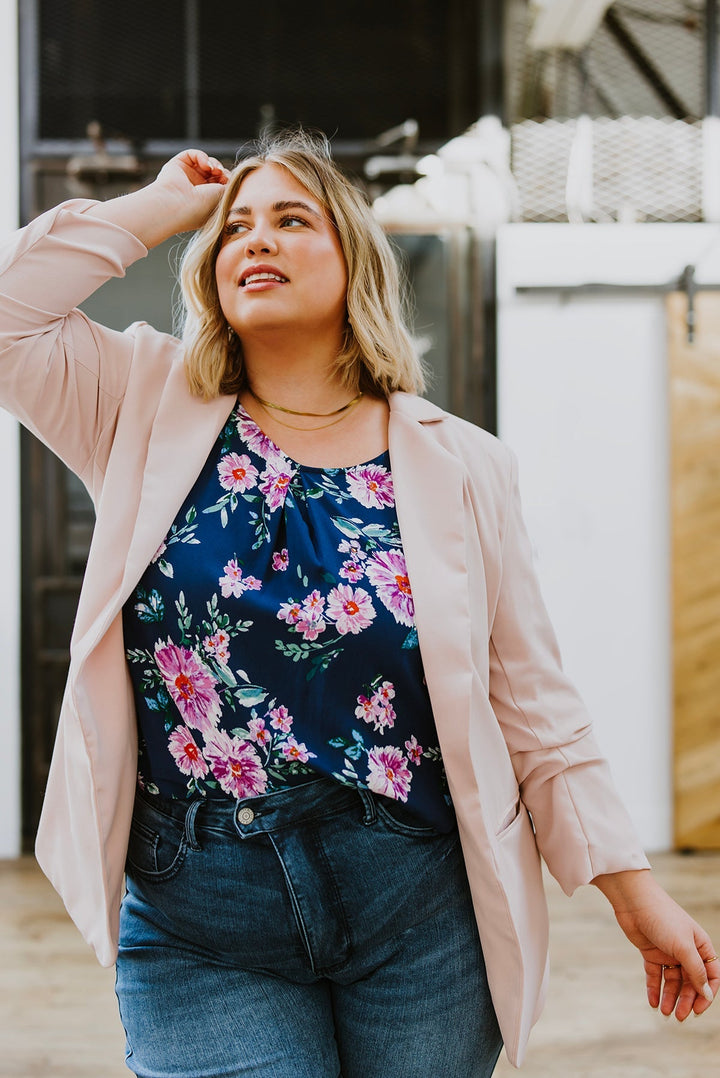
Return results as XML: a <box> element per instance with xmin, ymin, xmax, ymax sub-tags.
<box><xmin>0</xmin><ymin>201</ymin><xmax>649</xmax><ymax>1067</ymax></box>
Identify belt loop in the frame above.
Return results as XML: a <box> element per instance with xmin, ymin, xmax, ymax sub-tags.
<box><xmin>184</xmin><ymin>799</ymin><xmax>204</xmax><ymax>851</ymax></box>
<box><xmin>357</xmin><ymin>785</ymin><xmax>377</xmax><ymax>826</ymax></box>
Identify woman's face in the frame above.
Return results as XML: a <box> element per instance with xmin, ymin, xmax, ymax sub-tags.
<box><xmin>215</xmin><ymin>162</ymin><xmax>348</xmax><ymax>346</ymax></box>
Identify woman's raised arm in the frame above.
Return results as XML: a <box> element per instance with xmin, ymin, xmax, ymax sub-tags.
<box><xmin>0</xmin><ymin>149</ymin><xmax>229</xmax><ymax>482</ymax></box>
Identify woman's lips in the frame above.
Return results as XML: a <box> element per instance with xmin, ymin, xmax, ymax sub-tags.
<box><xmin>239</xmin><ymin>267</ymin><xmax>289</xmax><ymax>288</ymax></box>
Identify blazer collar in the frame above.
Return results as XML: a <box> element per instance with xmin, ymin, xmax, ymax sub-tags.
<box><xmin>388</xmin><ymin>390</ymin><xmax>448</xmax><ymax>425</ymax></box>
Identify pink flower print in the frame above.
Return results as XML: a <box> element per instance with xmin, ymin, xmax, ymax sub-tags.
<box><xmin>365</xmin><ymin>551</ymin><xmax>414</xmax><ymax>627</ymax></box>
<box><xmin>277</xmin><ymin>600</ymin><xmax>302</xmax><ymax>625</ymax></box>
<box><xmin>367</xmin><ymin>746</ymin><xmax>412</xmax><ymax>802</ymax></box>
<box><xmin>339</xmin><ymin>559</ymin><xmax>365</xmax><ymax>583</ymax></box>
<box><xmin>151</xmin><ymin>539</ymin><xmax>167</xmax><ymax>564</ymax></box>
<box><xmin>217</xmin><ymin>452</ymin><xmax>259</xmax><ymax>494</ymax></box>
<box><xmin>355</xmin><ymin>695</ymin><xmax>376</xmax><ymax>724</ymax></box>
<box><xmin>346</xmin><ymin>463</ymin><xmax>395</xmax><ymax>509</ymax></box>
<box><xmin>374</xmin><ymin>680</ymin><xmax>395</xmax><ymax>704</ymax></box>
<box><xmin>281</xmin><ymin>737</ymin><xmax>316</xmax><ymax>764</ymax></box>
<box><xmin>338</xmin><ymin>539</ymin><xmax>367</xmax><ymax>561</ymax></box>
<box><xmin>326</xmin><ymin>585</ymin><xmax>376</xmax><ymax>636</ymax></box>
<box><xmin>154</xmin><ymin>640</ymin><xmax>222</xmax><ymax>734</ymax></box>
<box><xmin>236</xmin><ymin>409</ymin><xmax>287</xmax><ymax>465</ymax></box>
<box><xmin>371</xmin><ymin>700</ymin><xmax>396</xmax><ymax>734</ymax></box>
<box><xmin>247</xmin><ymin>717</ymin><xmax>271</xmax><ymax>746</ymax></box>
<box><xmin>272</xmin><ymin>548</ymin><xmax>290</xmax><ymax>572</ymax></box>
<box><xmin>295</xmin><ymin>609</ymin><xmax>326</xmax><ymax>641</ymax></box>
<box><xmin>218</xmin><ymin>562</ymin><xmax>262</xmax><ymax>600</ymax></box>
<box><xmin>219</xmin><ymin>558</ymin><xmax>245</xmax><ymax>599</ymax></box>
<box><xmin>168</xmin><ymin>726</ymin><xmax>209</xmax><ymax>779</ymax></box>
<box><xmin>203</xmin><ymin>630</ymin><xmax>230</xmax><ymax>664</ymax></box>
<box><xmin>204</xmin><ymin>730</ymin><xmax>268</xmax><ymax>799</ymax></box>
<box><xmin>259</xmin><ymin>463</ymin><xmax>294</xmax><ymax>511</ymax></box>
<box><xmin>405</xmin><ymin>735</ymin><xmax>423</xmax><ymax>765</ymax></box>
<box><xmin>302</xmin><ymin>590</ymin><xmax>325</xmax><ymax>615</ymax></box>
<box><xmin>296</xmin><ymin>590</ymin><xmax>327</xmax><ymax>640</ymax></box>
<box><xmin>269</xmin><ymin>706</ymin><xmax>293</xmax><ymax>732</ymax></box>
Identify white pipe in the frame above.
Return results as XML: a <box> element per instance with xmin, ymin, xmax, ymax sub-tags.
<box><xmin>0</xmin><ymin>0</ymin><xmax>22</xmax><ymax>859</ymax></box>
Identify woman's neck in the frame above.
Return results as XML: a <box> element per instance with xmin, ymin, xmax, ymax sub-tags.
<box><xmin>241</xmin><ymin>338</ymin><xmax>356</xmax><ymax>414</ymax></box>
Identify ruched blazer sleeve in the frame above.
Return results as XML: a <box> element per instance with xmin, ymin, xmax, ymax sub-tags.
<box><xmin>0</xmin><ymin>200</ymin><xmax>147</xmax><ymax>492</ymax></box>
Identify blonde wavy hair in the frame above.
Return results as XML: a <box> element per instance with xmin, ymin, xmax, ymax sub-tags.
<box><xmin>179</xmin><ymin>129</ymin><xmax>425</xmax><ymax>400</ymax></box>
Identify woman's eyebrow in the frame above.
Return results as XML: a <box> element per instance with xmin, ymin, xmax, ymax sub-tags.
<box><xmin>273</xmin><ymin>199</ymin><xmax>322</xmax><ymax>219</ymax></box>
<box><xmin>226</xmin><ymin>200</ymin><xmax>322</xmax><ymax>220</ymax></box>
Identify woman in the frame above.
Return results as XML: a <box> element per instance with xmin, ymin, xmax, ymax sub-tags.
<box><xmin>0</xmin><ymin>131</ymin><xmax>717</xmax><ymax>1077</ymax></box>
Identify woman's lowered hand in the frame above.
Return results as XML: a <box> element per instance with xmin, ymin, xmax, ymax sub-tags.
<box><xmin>593</xmin><ymin>868</ymin><xmax>719</xmax><ymax>1020</ymax></box>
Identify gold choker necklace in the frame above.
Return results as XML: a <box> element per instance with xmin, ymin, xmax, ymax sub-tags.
<box><xmin>247</xmin><ymin>387</ymin><xmax>364</xmax><ymax>418</ymax></box>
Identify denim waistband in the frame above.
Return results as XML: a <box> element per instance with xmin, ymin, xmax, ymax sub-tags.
<box><xmin>134</xmin><ymin>778</ymin><xmax>379</xmax><ymax>843</ymax></box>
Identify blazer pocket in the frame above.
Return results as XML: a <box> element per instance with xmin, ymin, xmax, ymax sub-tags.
<box><xmin>496</xmin><ymin>797</ymin><xmax>522</xmax><ymax>838</ymax></box>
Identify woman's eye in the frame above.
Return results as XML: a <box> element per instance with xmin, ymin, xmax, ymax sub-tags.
<box><xmin>223</xmin><ymin>222</ymin><xmax>248</xmax><ymax>237</ymax></box>
<box><xmin>281</xmin><ymin>216</ymin><xmax>306</xmax><ymax>228</ymax></box>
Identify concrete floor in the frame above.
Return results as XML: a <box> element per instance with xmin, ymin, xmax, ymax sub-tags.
<box><xmin>1</xmin><ymin>853</ymin><xmax>719</xmax><ymax>1077</ymax></box>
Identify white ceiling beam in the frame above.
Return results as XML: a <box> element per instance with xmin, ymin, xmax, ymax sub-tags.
<box><xmin>528</xmin><ymin>0</ymin><xmax>616</xmax><ymax>51</ymax></box>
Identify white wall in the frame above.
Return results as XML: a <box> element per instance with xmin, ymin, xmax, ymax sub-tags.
<box><xmin>0</xmin><ymin>0</ymin><xmax>21</xmax><ymax>858</ymax></box>
<box><xmin>497</xmin><ymin>222</ymin><xmax>720</xmax><ymax>851</ymax></box>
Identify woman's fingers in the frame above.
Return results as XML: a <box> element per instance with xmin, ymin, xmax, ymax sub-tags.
<box><xmin>645</xmin><ymin>947</ymin><xmax>718</xmax><ymax>1021</ymax></box>
<box><xmin>172</xmin><ymin>149</ymin><xmax>230</xmax><ymax>186</ymax></box>
<box><xmin>662</xmin><ymin>967</ymin><xmax>693</xmax><ymax>1020</ymax></box>
<box><xmin>145</xmin><ymin>149</ymin><xmax>231</xmax><ymax>233</ymax></box>
<box><xmin>695</xmin><ymin>950</ymin><xmax>720</xmax><ymax>1013</ymax></box>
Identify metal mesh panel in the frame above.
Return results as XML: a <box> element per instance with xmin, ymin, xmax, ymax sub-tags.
<box><xmin>197</xmin><ymin>1</ymin><xmax>469</xmax><ymax>143</ymax></box>
<box><xmin>39</xmin><ymin>0</ymin><xmax>187</xmax><ymax>140</ymax></box>
<box><xmin>510</xmin><ymin>118</ymin><xmax>577</xmax><ymax>220</ymax></box>
<box><xmin>507</xmin><ymin>0</ymin><xmax>708</xmax><ymax>121</ymax></box>
<box><xmin>511</xmin><ymin>115</ymin><xmax>704</xmax><ymax>221</ymax></box>
<box><xmin>37</xmin><ymin>0</ymin><xmax>480</xmax><ymax>147</ymax></box>
<box><xmin>593</xmin><ymin>115</ymin><xmax>703</xmax><ymax>220</ymax></box>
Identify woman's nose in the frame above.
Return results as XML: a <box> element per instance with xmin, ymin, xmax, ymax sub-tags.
<box><xmin>245</xmin><ymin>226</ymin><xmax>278</xmax><ymax>256</ymax></box>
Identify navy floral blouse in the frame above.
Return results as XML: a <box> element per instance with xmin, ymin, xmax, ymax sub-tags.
<box><xmin>122</xmin><ymin>402</ymin><xmax>453</xmax><ymax>831</ymax></box>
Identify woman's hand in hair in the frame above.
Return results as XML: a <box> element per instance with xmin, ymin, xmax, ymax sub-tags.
<box><xmin>153</xmin><ymin>149</ymin><xmax>231</xmax><ymax>231</ymax></box>
<box><xmin>86</xmin><ymin>149</ymin><xmax>230</xmax><ymax>250</ymax></box>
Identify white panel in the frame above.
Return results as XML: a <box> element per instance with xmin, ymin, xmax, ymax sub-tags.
<box><xmin>495</xmin><ymin>223</ymin><xmax>718</xmax><ymax>852</ymax></box>
<box><xmin>498</xmin><ymin>296</ymin><xmax>671</xmax><ymax>849</ymax></box>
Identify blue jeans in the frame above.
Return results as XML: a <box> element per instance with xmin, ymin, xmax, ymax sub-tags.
<box><xmin>116</xmin><ymin>779</ymin><xmax>502</xmax><ymax>1077</ymax></box>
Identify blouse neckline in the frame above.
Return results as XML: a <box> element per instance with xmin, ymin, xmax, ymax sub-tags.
<box><xmin>236</xmin><ymin>402</ymin><xmax>390</xmax><ymax>474</ymax></box>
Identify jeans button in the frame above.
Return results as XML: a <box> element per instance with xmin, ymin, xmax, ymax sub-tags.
<box><xmin>237</xmin><ymin>806</ymin><xmax>255</xmax><ymax>825</ymax></box>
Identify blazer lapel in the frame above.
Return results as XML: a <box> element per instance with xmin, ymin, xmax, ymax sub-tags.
<box><xmin>74</xmin><ymin>363</ymin><xmax>235</xmax><ymax>669</ymax></box>
<box><xmin>121</xmin><ymin>370</ymin><xmax>236</xmax><ymax>596</ymax></box>
<box><xmin>388</xmin><ymin>394</ymin><xmax>474</xmax><ymax>754</ymax></box>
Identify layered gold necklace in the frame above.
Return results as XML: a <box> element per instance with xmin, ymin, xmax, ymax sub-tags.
<box><xmin>247</xmin><ymin>387</ymin><xmax>364</xmax><ymax>431</ymax></box>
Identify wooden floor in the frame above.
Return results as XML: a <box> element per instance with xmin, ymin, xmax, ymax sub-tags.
<box><xmin>2</xmin><ymin>853</ymin><xmax>719</xmax><ymax>1077</ymax></box>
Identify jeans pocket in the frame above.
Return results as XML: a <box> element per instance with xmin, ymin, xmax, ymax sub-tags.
<box><xmin>374</xmin><ymin>797</ymin><xmax>441</xmax><ymax>838</ymax></box>
<box><xmin>126</xmin><ymin>802</ymin><xmax>188</xmax><ymax>883</ymax></box>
